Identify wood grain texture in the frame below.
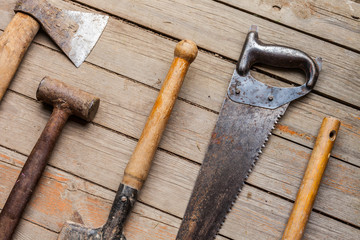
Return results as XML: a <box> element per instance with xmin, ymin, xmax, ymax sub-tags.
<box><xmin>0</xmin><ymin>0</ymin><xmax>358</xmax><ymax>239</ymax></box>
<box><xmin>0</xmin><ymin>12</ymin><xmax>39</xmax><ymax>100</ymax></box>
<box><xmin>0</xmin><ymin>141</ymin><xmax>358</xmax><ymax>240</ymax></box>
<box><xmin>69</xmin><ymin>0</ymin><xmax>360</xmax><ymax>107</ymax></box>
<box><xmin>219</xmin><ymin>0</ymin><xmax>360</xmax><ymax>51</ymax></box>
<box><xmin>282</xmin><ymin>117</ymin><xmax>341</xmax><ymax>240</ymax></box>
<box><xmin>0</xmin><ymin>1</ymin><xmax>358</xmax><ymax>165</ymax></box>
<box><xmin>3</xmin><ymin>27</ymin><xmax>359</xmax><ymax>167</ymax></box>
<box><xmin>0</xmin><ymin>91</ymin><xmax>358</xmax><ymax>237</ymax></box>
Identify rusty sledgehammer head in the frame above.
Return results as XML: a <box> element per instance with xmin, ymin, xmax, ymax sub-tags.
<box><xmin>0</xmin><ymin>77</ymin><xmax>100</xmax><ymax>240</ymax></box>
<box><xmin>37</xmin><ymin>77</ymin><xmax>100</xmax><ymax>121</ymax></box>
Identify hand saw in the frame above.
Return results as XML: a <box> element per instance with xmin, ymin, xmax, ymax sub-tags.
<box><xmin>176</xmin><ymin>25</ymin><xmax>322</xmax><ymax>240</ymax></box>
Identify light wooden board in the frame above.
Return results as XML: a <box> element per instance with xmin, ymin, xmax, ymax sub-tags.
<box><xmin>0</xmin><ymin>7</ymin><xmax>359</xmax><ymax>166</ymax></box>
<box><xmin>70</xmin><ymin>0</ymin><xmax>360</xmax><ymax>107</ymax></box>
<box><xmin>0</xmin><ymin>90</ymin><xmax>359</xmax><ymax>238</ymax></box>
<box><xmin>219</xmin><ymin>0</ymin><xmax>360</xmax><ymax>51</ymax></box>
<box><xmin>0</xmin><ymin>0</ymin><xmax>359</xmax><ymax>239</ymax></box>
<box><xmin>1</xmin><ymin>143</ymin><xmax>358</xmax><ymax>240</ymax></box>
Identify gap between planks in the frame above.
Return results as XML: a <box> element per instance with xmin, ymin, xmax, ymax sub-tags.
<box><xmin>213</xmin><ymin>0</ymin><xmax>360</xmax><ymax>54</ymax></box>
<box><xmin>1</xmin><ymin>90</ymin><xmax>358</xmax><ymax>231</ymax></box>
<box><xmin>64</xmin><ymin>0</ymin><xmax>360</xmax><ymax>111</ymax></box>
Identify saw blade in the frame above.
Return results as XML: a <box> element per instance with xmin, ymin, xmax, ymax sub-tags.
<box><xmin>176</xmin><ymin>96</ymin><xmax>288</xmax><ymax>240</ymax></box>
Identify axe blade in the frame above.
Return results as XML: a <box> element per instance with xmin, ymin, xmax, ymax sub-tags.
<box><xmin>15</xmin><ymin>0</ymin><xmax>109</xmax><ymax>67</ymax></box>
<box><xmin>59</xmin><ymin>10</ymin><xmax>109</xmax><ymax>67</ymax></box>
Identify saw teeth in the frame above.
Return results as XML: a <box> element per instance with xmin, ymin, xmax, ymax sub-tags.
<box><xmin>210</xmin><ymin>105</ymin><xmax>288</xmax><ymax>239</ymax></box>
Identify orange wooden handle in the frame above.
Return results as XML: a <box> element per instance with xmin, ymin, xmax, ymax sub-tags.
<box><xmin>0</xmin><ymin>12</ymin><xmax>40</xmax><ymax>101</ymax></box>
<box><xmin>282</xmin><ymin>117</ymin><xmax>341</xmax><ymax>240</ymax></box>
<box><xmin>123</xmin><ymin>40</ymin><xmax>198</xmax><ymax>190</ymax></box>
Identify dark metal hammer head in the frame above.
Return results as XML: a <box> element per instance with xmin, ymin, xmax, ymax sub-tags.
<box><xmin>36</xmin><ymin>77</ymin><xmax>100</xmax><ymax>121</ymax></box>
<box><xmin>15</xmin><ymin>0</ymin><xmax>109</xmax><ymax>67</ymax></box>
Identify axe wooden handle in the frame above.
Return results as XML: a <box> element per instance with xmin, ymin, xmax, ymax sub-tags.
<box><xmin>282</xmin><ymin>117</ymin><xmax>341</xmax><ymax>240</ymax></box>
<box><xmin>123</xmin><ymin>40</ymin><xmax>198</xmax><ymax>190</ymax></box>
<box><xmin>0</xmin><ymin>12</ymin><xmax>40</xmax><ymax>101</ymax></box>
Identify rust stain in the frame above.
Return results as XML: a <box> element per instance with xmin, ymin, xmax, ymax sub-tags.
<box><xmin>0</xmin><ymin>153</ymin><xmax>24</xmax><ymax>166</ymax></box>
<box><xmin>277</xmin><ymin>124</ymin><xmax>314</xmax><ymax>141</ymax></box>
<box><xmin>43</xmin><ymin>170</ymin><xmax>69</xmax><ymax>183</ymax></box>
<box><xmin>340</xmin><ymin>122</ymin><xmax>353</xmax><ymax>130</ymax></box>
<box><xmin>28</xmin><ymin>179</ymin><xmax>73</xmax><ymax>229</ymax></box>
<box><xmin>81</xmin><ymin>195</ymin><xmax>109</xmax><ymax>226</ymax></box>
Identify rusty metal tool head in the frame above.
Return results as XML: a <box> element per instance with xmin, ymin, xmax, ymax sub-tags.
<box><xmin>57</xmin><ymin>40</ymin><xmax>198</xmax><ymax>240</ymax></box>
<box><xmin>0</xmin><ymin>77</ymin><xmax>100</xmax><ymax>240</ymax></box>
<box><xmin>176</xmin><ymin>25</ymin><xmax>322</xmax><ymax>239</ymax></box>
<box><xmin>0</xmin><ymin>0</ymin><xmax>108</xmax><ymax>101</ymax></box>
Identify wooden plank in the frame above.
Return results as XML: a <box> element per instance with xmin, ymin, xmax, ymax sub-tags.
<box><xmin>65</xmin><ymin>0</ymin><xmax>360</xmax><ymax>107</ymax></box>
<box><xmin>3</xmin><ymin>30</ymin><xmax>359</xmax><ymax>167</ymax></box>
<box><xmin>0</xmin><ymin>151</ymin><xmax>181</xmax><ymax>239</ymax></box>
<box><xmin>0</xmin><ymin>1</ymin><xmax>358</xmax><ymax>165</ymax></box>
<box><xmin>218</xmin><ymin>0</ymin><xmax>360</xmax><ymax>51</ymax></box>
<box><xmin>1</xmin><ymin>143</ymin><xmax>358</xmax><ymax>239</ymax></box>
<box><xmin>0</xmin><ymin>92</ymin><xmax>358</xmax><ymax>230</ymax></box>
<box><xmin>13</xmin><ymin>220</ymin><xmax>58</xmax><ymax>240</ymax></box>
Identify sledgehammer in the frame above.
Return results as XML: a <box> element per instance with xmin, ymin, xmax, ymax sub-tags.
<box><xmin>0</xmin><ymin>77</ymin><xmax>100</xmax><ymax>240</ymax></box>
<box><xmin>58</xmin><ymin>40</ymin><xmax>198</xmax><ymax>240</ymax></box>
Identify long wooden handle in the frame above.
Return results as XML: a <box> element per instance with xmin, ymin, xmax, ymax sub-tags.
<box><xmin>282</xmin><ymin>117</ymin><xmax>341</xmax><ymax>240</ymax></box>
<box><xmin>123</xmin><ymin>40</ymin><xmax>198</xmax><ymax>190</ymax></box>
<box><xmin>0</xmin><ymin>12</ymin><xmax>40</xmax><ymax>101</ymax></box>
<box><xmin>0</xmin><ymin>107</ymin><xmax>70</xmax><ymax>240</ymax></box>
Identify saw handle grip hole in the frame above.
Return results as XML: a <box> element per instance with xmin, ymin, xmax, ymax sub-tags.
<box><xmin>237</xmin><ymin>28</ymin><xmax>321</xmax><ymax>90</ymax></box>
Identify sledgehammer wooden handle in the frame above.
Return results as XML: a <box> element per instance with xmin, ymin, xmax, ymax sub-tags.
<box><xmin>282</xmin><ymin>117</ymin><xmax>341</xmax><ymax>240</ymax></box>
<box><xmin>0</xmin><ymin>12</ymin><xmax>40</xmax><ymax>101</ymax></box>
<box><xmin>123</xmin><ymin>40</ymin><xmax>198</xmax><ymax>190</ymax></box>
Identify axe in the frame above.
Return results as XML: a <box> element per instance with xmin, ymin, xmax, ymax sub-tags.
<box><xmin>0</xmin><ymin>0</ymin><xmax>109</xmax><ymax>101</ymax></box>
<box><xmin>58</xmin><ymin>40</ymin><xmax>198</xmax><ymax>240</ymax></box>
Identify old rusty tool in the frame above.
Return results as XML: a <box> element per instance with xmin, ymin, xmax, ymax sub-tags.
<box><xmin>282</xmin><ymin>117</ymin><xmax>340</xmax><ymax>240</ymax></box>
<box><xmin>57</xmin><ymin>40</ymin><xmax>198</xmax><ymax>240</ymax></box>
<box><xmin>176</xmin><ymin>25</ymin><xmax>323</xmax><ymax>240</ymax></box>
<box><xmin>0</xmin><ymin>77</ymin><xmax>100</xmax><ymax>240</ymax></box>
<box><xmin>0</xmin><ymin>0</ymin><xmax>109</xmax><ymax>101</ymax></box>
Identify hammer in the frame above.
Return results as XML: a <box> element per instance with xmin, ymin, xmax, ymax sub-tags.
<box><xmin>282</xmin><ymin>117</ymin><xmax>341</xmax><ymax>240</ymax></box>
<box><xmin>0</xmin><ymin>0</ymin><xmax>109</xmax><ymax>101</ymax></box>
<box><xmin>58</xmin><ymin>40</ymin><xmax>198</xmax><ymax>240</ymax></box>
<box><xmin>0</xmin><ymin>77</ymin><xmax>100</xmax><ymax>240</ymax></box>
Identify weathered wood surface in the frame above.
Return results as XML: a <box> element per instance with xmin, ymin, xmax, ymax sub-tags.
<box><xmin>0</xmin><ymin>139</ymin><xmax>358</xmax><ymax>240</ymax></box>
<box><xmin>71</xmin><ymin>0</ymin><xmax>360</xmax><ymax>108</ymax></box>
<box><xmin>0</xmin><ymin>0</ymin><xmax>359</xmax><ymax>239</ymax></box>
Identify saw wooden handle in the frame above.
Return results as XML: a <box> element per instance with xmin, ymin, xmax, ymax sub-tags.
<box><xmin>123</xmin><ymin>40</ymin><xmax>198</xmax><ymax>190</ymax></box>
<box><xmin>282</xmin><ymin>117</ymin><xmax>341</xmax><ymax>240</ymax></box>
<box><xmin>0</xmin><ymin>12</ymin><xmax>40</xmax><ymax>101</ymax></box>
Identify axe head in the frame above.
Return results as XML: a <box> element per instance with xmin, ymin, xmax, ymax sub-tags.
<box><xmin>15</xmin><ymin>0</ymin><xmax>109</xmax><ymax>67</ymax></box>
<box><xmin>58</xmin><ymin>222</ymin><xmax>126</xmax><ymax>240</ymax></box>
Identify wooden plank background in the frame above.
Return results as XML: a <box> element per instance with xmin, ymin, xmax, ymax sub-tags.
<box><xmin>0</xmin><ymin>0</ymin><xmax>359</xmax><ymax>239</ymax></box>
